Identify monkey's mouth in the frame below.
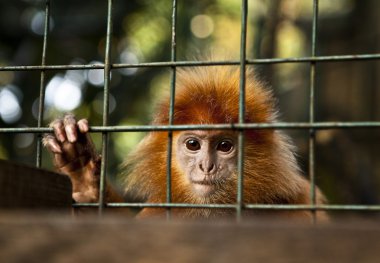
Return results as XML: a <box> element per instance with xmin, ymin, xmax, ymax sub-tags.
<box><xmin>191</xmin><ymin>180</ymin><xmax>215</xmax><ymax>185</ymax></box>
<box><xmin>191</xmin><ymin>179</ymin><xmax>218</xmax><ymax>196</ymax></box>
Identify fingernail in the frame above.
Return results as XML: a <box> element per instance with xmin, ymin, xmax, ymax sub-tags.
<box><xmin>67</xmin><ymin>133</ymin><xmax>75</xmax><ymax>143</ymax></box>
<box><xmin>52</xmin><ymin>144</ymin><xmax>62</xmax><ymax>153</ymax></box>
<box><xmin>67</xmin><ymin>128</ymin><xmax>77</xmax><ymax>143</ymax></box>
<box><xmin>78</xmin><ymin>122</ymin><xmax>89</xmax><ymax>133</ymax></box>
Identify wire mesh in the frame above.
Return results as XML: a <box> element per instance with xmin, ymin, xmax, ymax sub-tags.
<box><xmin>0</xmin><ymin>0</ymin><xmax>380</xmax><ymax>218</ymax></box>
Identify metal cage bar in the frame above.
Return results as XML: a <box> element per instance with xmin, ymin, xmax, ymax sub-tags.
<box><xmin>35</xmin><ymin>0</ymin><xmax>51</xmax><ymax>168</ymax></box>
<box><xmin>2</xmin><ymin>122</ymin><xmax>380</xmax><ymax>134</ymax></box>
<box><xmin>309</xmin><ymin>0</ymin><xmax>319</xmax><ymax>223</ymax></box>
<box><xmin>1</xmin><ymin>53</ymin><xmax>380</xmax><ymax>72</ymax></box>
<box><xmin>165</xmin><ymin>0</ymin><xmax>178</xmax><ymax>219</ymax></box>
<box><xmin>98</xmin><ymin>0</ymin><xmax>114</xmax><ymax>215</ymax></box>
<box><xmin>236</xmin><ymin>0</ymin><xmax>248</xmax><ymax>221</ymax></box>
<box><xmin>72</xmin><ymin>202</ymin><xmax>380</xmax><ymax>212</ymax></box>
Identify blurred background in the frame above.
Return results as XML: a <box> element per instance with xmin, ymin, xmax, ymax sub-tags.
<box><xmin>0</xmin><ymin>0</ymin><xmax>379</xmax><ymax>209</ymax></box>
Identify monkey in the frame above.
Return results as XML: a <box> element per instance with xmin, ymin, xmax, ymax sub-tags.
<box><xmin>43</xmin><ymin>66</ymin><xmax>327</xmax><ymax>221</ymax></box>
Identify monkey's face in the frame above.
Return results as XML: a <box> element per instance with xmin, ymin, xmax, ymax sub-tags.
<box><xmin>175</xmin><ymin>131</ymin><xmax>238</xmax><ymax>197</ymax></box>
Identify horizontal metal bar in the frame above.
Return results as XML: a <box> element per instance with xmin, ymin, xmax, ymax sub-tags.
<box><xmin>0</xmin><ymin>64</ymin><xmax>105</xmax><ymax>71</ymax></box>
<box><xmin>245</xmin><ymin>204</ymin><xmax>380</xmax><ymax>211</ymax></box>
<box><xmin>73</xmin><ymin>203</ymin><xmax>237</xmax><ymax>209</ymax></box>
<box><xmin>247</xmin><ymin>53</ymin><xmax>380</xmax><ymax>64</ymax></box>
<box><xmin>0</xmin><ymin>53</ymin><xmax>379</xmax><ymax>71</ymax></box>
<box><xmin>0</xmin><ymin>127</ymin><xmax>53</xmax><ymax>133</ymax></box>
<box><xmin>1</xmin><ymin>122</ymin><xmax>380</xmax><ymax>134</ymax></box>
<box><xmin>72</xmin><ymin>202</ymin><xmax>380</xmax><ymax>212</ymax></box>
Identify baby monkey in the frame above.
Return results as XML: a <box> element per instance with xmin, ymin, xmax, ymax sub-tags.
<box><xmin>43</xmin><ymin>66</ymin><xmax>327</xmax><ymax>220</ymax></box>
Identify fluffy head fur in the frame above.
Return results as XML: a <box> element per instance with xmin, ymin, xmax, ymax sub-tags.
<box><xmin>123</xmin><ymin>66</ymin><xmax>326</xmax><ymax>219</ymax></box>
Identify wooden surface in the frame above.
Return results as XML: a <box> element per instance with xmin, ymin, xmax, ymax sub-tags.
<box><xmin>0</xmin><ymin>159</ymin><xmax>72</xmax><ymax>209</ymax></box>
<box><xmin>1</xmin><ymin>160</ymin><xmax>379</xmax><ymax>262</ymax></box>
<box><xmin>1</xmin><ymin>214</ymin><xmax>380</xmax><ymax>263</ymax></box>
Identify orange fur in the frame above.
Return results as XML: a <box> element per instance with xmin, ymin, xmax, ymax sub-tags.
<box><xmin>122</xmin><ymin>66</ymin><xmax>327</xmax><ymax>220</ymax></box>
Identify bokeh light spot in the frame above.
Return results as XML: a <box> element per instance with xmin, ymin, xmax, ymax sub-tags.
<box><xmin>190</xmin><ymin>15</ymin><xmax>214</xmax><ymax>39</ymax></box>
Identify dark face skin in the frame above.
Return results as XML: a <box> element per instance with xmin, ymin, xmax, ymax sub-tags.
<box><xmin>175</xmin><ymin>131</ymin><xmax>238</xmax><ymax>197</ymax></box>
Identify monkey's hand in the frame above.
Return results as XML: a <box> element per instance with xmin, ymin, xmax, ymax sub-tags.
<box><xmin>43</xmin><ymin>113</ymin><xmax>101</xmax><ymax>203</ymax></box>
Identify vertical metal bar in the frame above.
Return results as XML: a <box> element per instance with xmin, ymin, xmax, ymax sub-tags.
<box><xmin>237</xmin><ymin>0</ymin><xmax>248</xmax><ymax>222</ymax></box>
<box><xmin>309</xmin><ymin>0</ymin><xmax>319</xmax><ymax>223</ymax></box>
<box><xmin>98</xmin><ymin>0</ymin><xmax>113</xmax><ymax>216</ymax></box>
<box><xmin>36</xmin><ymin>0</ymin><xmax>51</xmax><ymax>168</ymax></box>
<box><xmin>166</xmin><ymin>0</ymin><xmax>177</xmax><ymax>220</ymax></box>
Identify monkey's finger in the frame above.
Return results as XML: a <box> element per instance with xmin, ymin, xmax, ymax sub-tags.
<box><xmin>54</xmin><ymin>151</ymin><xmax>70</xmax><ymax>169</ymax></box>
<box><xmin>63</xmin><ymin>114</ymin><xmax>78</xmax><ymax>143</ymax></box>
<box><xmin>77</xmin><ymin>119</ymin><xmax>89</xmax><ymax>133</ymax></box>
<box><xmin>42</xmin><ymin>134</ymin><xmax>62</xmax><ymax>154</ymax></box>
<box><xmin>50</xmin><ymin>118</ymin><xmax>66</xmax><ymax>143</ymax></box>
<box><xmin>60</xmin><ymin>139</ymin><xmax>80</xmax><ymax>161</ymax></box>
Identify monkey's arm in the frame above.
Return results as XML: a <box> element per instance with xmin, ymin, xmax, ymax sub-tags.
<box><xmin>43</xmin><ymin>114</ymin><xmax>124</xmax><ymax>203</ymax></box>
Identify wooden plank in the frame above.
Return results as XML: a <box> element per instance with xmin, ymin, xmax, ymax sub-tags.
<box><xmin>0</xmin><ymin>159</ymin><xmax>72</xmax><ymax>209</ymax></box>
<box><xmin>0</xmin><ymin>216</ymin><xmax>379</xmax><ymax>263</ymax></box>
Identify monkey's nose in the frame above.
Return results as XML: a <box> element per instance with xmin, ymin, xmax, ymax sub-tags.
<box><xmin>199</xmin><ymin>163</ymin><xmax>215</xmax><ymax>174</ymax></box>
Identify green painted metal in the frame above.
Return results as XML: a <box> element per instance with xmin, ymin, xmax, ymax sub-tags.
<box><xmin>1</xmin><ymin>54</ymin><xmax>380</xmax><ymax>72</ymax></box>
<box><xmin>165</xmin><ymin>0</ymin><xmax>178</xmax><ymax>220</ymax></box>
<box><xmin>236</xmin><ymin>0</ymin><xmax>248</xmax><ymax>222</ymax></box>
<box><xmin>2</xmin><ymin>122</ymin><xmax>380</xmax><ymax>134</ymax></box>
<box><xmin>309</xmin><ymin>0</ymin><xmax>319</xmax><ymax>223</ymax></box>
<box><xmin>36</xmin><ymin>0</ymin><xmax>51</xmax><ymax>168</ymax></box>
<box><xmin>97</xmin><ymin>0</ymin><xmax>114</xmax><ymax>216</ymax></box>
<box><xmin>72</xmin><ymin>202</ymin><xmax>380</xmax><ymax>212</ymax></box>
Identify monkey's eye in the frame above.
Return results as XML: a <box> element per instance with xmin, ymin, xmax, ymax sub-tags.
<box><xmin>185</xmin><ymin>139</ymin><xmax>201</xmax><ymax>151</ymax></box>
<box><xmin>217</xmin><ymin>140</ymin><xmax>234</xmax><ymax>153</ymax></box>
